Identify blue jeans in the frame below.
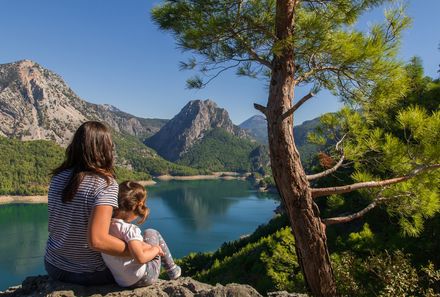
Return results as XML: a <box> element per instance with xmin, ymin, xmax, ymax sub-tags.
<box><xmin>45</xmin><ymin>260</ymin><xmax>115</xmax><ymax>286</ymax></box>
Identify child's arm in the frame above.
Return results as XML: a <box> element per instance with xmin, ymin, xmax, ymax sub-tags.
<box><xmin>128</xmin><ymin>240</ymin><xmax>163</xmax><ymax>264</ymax></box>
<box><xmin>142</xmin><ymin>242</ymin><xmax>165</xmax><ymax>256</ymax></box>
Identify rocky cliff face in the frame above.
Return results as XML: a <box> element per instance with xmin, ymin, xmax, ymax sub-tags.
<box><xmin>0</xmin><ymin>60</ymin><xmax>166</xmax><ymax>146</ymax></box>
<box><xmin>145</xmin><ymin>99</ymin><xmax>248</xmax><ymax>161</ymax></box>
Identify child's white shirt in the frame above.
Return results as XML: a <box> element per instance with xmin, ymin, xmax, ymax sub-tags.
<box><xmin>101</xmin><ymin>218</ymin><xmax>146</xmax><ymax>287</ymax></box>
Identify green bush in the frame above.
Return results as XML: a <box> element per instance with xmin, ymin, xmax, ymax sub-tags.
<box><xmin>332</xmin><ymin>250</ymin><xmax>440</xmax><ymax>297</ymax></box>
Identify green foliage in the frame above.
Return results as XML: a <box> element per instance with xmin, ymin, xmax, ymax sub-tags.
<box><xmin>114</xmin><ymin>167</ymin><xmax>150</xmax><ymax>182</ymax></box>
<box><xmin>346</xmin><ymin>223</ymin><xmax>375</xmax><ymax>253</ymax></box>
<box><xmin>152</xmin><ymin>0</ymin><xmax>409</xmax><ymax>106</ymax></box>
<box><xmin>259</xmin><ymin>175</ymin><xmax>275</xmax><ymax>188</ymax></box>
<box><xmin>152</xmin><ymin>0</ymin><xmax>276</xmax><ymax>87</ymax></box>
<box><xmin>177</xmin><ymin>128</ymin><xmax>263</xmax><ymax>172</ymax></box>
<box><xmin>332</xmin><ymin>250</ymin><xmax>440</xmax><ymax>297</ymax></box>
<box><xmin>0</xmin><ymin>137</ymin><xmax>64</xmax><ymax>195</ymax></box>
<box><xmin>177</xmin><ymin>214</ymin><xmax>306</xmax><ymax>294</ymax></box>
<box><xmin>310</xmin><ymin>63</ymin><xmax>440</xmax><ymax>236</ymax></box>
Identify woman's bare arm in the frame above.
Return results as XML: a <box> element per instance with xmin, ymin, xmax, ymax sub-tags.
<box><xmin>88</xmin><ymin>205</ymin><xmax>131</xmax><ymax>257</ymax></box>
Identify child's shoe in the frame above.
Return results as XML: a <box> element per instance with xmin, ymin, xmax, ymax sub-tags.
<box><xmin>167</xmin><ymin>265</ymin><xmax>181</xmax><ymax>280</ymax></box>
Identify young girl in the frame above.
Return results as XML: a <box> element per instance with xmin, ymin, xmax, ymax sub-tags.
<box><xmin>102</xmin><ymin>181</ymin><xmax>181</xmax><ymax>287</ymax></box>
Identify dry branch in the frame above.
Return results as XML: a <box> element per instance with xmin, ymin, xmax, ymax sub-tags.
<box><xmin>280</xmin><ymin>92</ymin><xmax>315</xmax><ymax>122</ymax></box>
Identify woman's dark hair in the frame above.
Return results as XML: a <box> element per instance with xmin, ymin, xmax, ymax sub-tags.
<box><xmin>116</xmin><ymin>181</ymin><xmax>149</xmax><ymax>225</ymax></box>
<box><xmin>52</xmin><ymin>121</ymin><xmax>115</xmax><ymax>202</ymax></box>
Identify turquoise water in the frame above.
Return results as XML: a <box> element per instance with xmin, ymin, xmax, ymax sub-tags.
<box><xmin>0</xmin><ymin>179</ymin><xmax>279</xmax><ymax>290</ymax></box>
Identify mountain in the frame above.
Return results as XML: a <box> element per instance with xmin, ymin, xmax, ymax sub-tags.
<box><xmin>0</xmin><ymin>60</ymin><xmax>202</xmax><ymax>180</ymax></box>
<box><xmin>239</xmin><ymin>114</ymin><xmax>323</xmax><ymax>168</ymax></box>
<box><xmin>293</xmin><ymin>117</ymin><xmax>322</xmax><ymax>167</ymax></box>
<box><xmin>145</xmin><ymin>99</ymin><xmax>248</xmax><ymax>162</ymax></box>
<box><xmin>0</xmin><ymin>60</ymin><xmax>166</xmax><ymax>146</ymax></box>
<box><xmin>293</xmin><ymin>117</ymin><xmax>321</xmax><ymax>148</ymax></box>
<box><xmin>239</xmin><ymin>114</ymin><xmax>321</xmax><ymax>146</ymax></box>
<box><xmin>239</xmin><ymin>115</ymin><xmax>267</xmax><ymax>144</ymax></box>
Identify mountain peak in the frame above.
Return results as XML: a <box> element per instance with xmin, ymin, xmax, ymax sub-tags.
<box><xmin>146</xmin><ymin>99</ymin><xmax>247</xmax><ymax>161</ymax></box>
<box><xmin>15</xmin><ymin>59</ymin><xmax>38</xmax><ymax>66</ymax></box>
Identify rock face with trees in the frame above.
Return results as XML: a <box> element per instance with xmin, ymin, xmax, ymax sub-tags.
<box><xmin>146</xmin><ymin>99</ymin><xmax>248</xmax><ymax>161</ymax></box>
<box><xmin>152</xmin><ymin>1</ymin><xmax>439</xmax><ymax>296</ymax></box>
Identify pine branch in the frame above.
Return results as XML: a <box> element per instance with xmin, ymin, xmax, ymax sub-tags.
<box><xmin>248</xmin><ymin>49</ymin><xmax>273</xmax><ymax>69</ymax></box>
<box><xmin>232</xmin><ymin>30</ymin><xmax>273</xmax><ymax>70</ymax></box>
<box><xmin>308</xmin><ymin>155</ymin><xmax>345</xmax><ymax>181</ymax></box>
<box><xmin>297</xmin><ymin>66</ymin><xmax>342</xmax><ymax>83</ymax></box>
<box><xmin>311</xmin><ymin>164</ymin><xmax>440</xmax><ymax>198</ymax></box>
<box><xmin>322</xmin><ymin>197</ymin><xmax>388</xmax><ymax>225</ymax></box>
<box><xmin>195</xmin><ymin>61</ymin><xmax>242</xmax><ymax>88</ymax></box>
<box><xmin>307</xmin><ymin>135</ymin><xmax>346</xmax><ymax>181</ymax></box>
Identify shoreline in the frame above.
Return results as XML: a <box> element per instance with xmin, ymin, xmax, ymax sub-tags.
<box><xmin>0</xmin><ymin>173</ymin><xmax>251</xmax><ymax>204</ymax></box>
<box><xmin>155</xmin><ymin>172</ymin><xmax>249</xmax><ymax>181</ymax></box>
<box><xmin>0</xmin><ymin>195</ymin><xmax>48</xmax><ymax>204</ymax></box>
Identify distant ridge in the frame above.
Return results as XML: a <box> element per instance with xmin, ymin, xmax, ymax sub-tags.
<box><xmin>239</xmin><ymin>115</ymin><xmax>267</xmax><ymax>144</ymax></box>
<box><xmin>239</xmin><ymin>114</ymin><xmax>323</xmax><ymax>167</ymax></box>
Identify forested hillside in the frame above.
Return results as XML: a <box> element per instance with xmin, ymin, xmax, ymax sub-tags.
<box><xmin>0</xmin><ymin>132</ymin><xmax>201</xmax><ymax>195</ymax></box>
<box><xmin>177</xmin><ymin>128</ymin><xmax>268</xmax><ymax>173</ymax></box>
<box><xmin>0</xmin><ymin>137</ymin><xmax>63</xmax><ymax>194</ymax></box>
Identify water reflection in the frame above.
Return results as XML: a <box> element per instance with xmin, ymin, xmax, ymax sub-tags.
<box><xmin>149</xmin><ymin>180</ymin><xmax>259</xmax><ymax>230</ymax></box>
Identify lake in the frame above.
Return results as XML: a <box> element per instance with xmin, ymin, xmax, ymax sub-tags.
<box><xmin>0</xmin><ymin>179</ymin><xmax>279</xmax><ymax>291</ymax></box>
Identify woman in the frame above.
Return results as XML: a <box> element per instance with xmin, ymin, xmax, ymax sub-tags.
<box><xmin>44</xmin><ymin>121</ymin><xmax>127</xmax><ymax>285</ymax></box>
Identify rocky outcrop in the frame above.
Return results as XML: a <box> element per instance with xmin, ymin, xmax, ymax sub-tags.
<box><xmin>0</xmin><ymin>60</ymin><xmax>166</xmax><ymax>146</ymax></box>
<box><xmin>0</xmin><ymin>276</ymin><xmax>264</xmax><ymax>297</ymax></box>
<box><xmin>145</xmin><ymin>99</ymin><xmax>248</xmax><ymax>161</ymax></box>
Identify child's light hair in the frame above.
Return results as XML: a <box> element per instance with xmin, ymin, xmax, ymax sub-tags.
<box><xmin>116</xmin><ymin>181</ymin><xmax>150</xmax><ymax>224</ymax></box>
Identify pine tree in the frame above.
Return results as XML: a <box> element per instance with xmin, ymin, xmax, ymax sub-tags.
<box><xmin>151</xmin><ymin>1</ymin><xmax>438</xmax><ymax>296</ymax></box>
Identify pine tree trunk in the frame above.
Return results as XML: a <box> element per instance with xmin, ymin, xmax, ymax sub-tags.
<box><xmin>266</xmin><ymin>79</ymin><xmax>337</xmax><ymax>296</ymax></box>
<box><xmin>267</xmin><ymin>2</ymin><xmax>337</xmax><ymax>295</ymax></box>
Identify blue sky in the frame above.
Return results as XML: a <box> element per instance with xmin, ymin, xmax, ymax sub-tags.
<box><xmin>0</xmin><ymin>0</ymin><xmax>438</xmax><ymax>125</ymax></box>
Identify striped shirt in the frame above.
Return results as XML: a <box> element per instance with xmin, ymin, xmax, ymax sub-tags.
<box><xmin>45</xmin><ymin>169</ymin><xmax>119</xmax><ymax>273</ymax></box>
